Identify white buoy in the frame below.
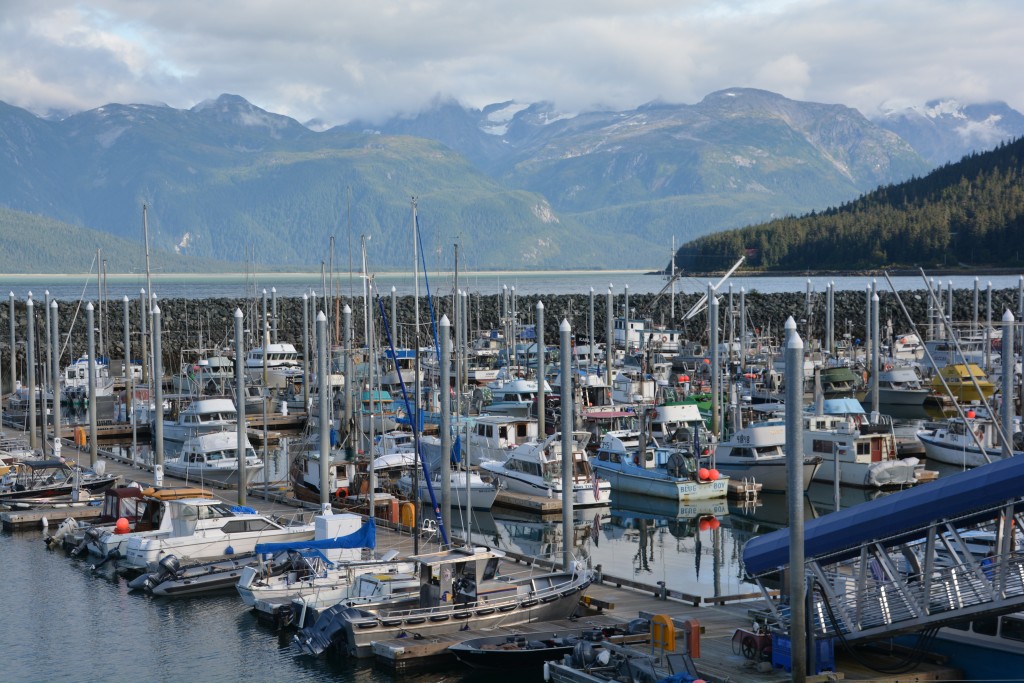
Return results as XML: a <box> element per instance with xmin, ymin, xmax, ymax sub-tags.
<box><xmin>41</xmin><ymin>515</ymin><xmax>48</xmax><ymax>528</ymax></box>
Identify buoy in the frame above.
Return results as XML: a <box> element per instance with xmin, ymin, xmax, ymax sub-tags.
<box><xmin>115</xmin><ymin>517</ymin><xmax>130</xmax><ymax>534</ymax></box>
<box><xmin>41</xmin><ymin>516</ymin><xmax>48</xmax><ymax>528</ymax></box>
<box><xmin>698</xmin><ymin>518</ymin><xmax>711</xmax><ymax>531</ymax></box>
<box><xmin>698</xmin><ymin>467</ymin><xmax>710</xmax><ymax>481</ymax></box>
<box><xmin>335</xmin><ymin>487</ymin><xmax>348</xmax><ymax>499</ymax></box>
<box><xmin>709</xmin><ymin>517</ymin><xmax>720</xmax><ymax>530</ymax></box>
<box><xmin>709</xmin><ymin>469</ymin><xmax>720</xmax><ymax>481</ymax></box>
<box><xmin>967</xmin><ymin>410</ymin><xmax>976</xmax><ymax>419</ymax></box>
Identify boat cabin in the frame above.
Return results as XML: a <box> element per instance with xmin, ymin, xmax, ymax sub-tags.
<box><xmin>408</xmin><ymin>546</ymin><xmax>509</xmax><ymax>608</ymax></box>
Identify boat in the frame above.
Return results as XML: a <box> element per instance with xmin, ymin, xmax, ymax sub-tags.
<box><xmin>236</xmin><ymin>514</ymin><xmax>415</xmax><ymax>607</ymax></box>
<box><xmin>449</xmin><ymin>622</ymin><xmax>650</xmax><ymax>672</ymax></box>
<box><xmin>289</xmin><ymin>443</ymin><xmax>356</xmax><ymax>506</ymax></box>
<box><xmin>930</xmin><ymin>363</ymin><xmax>996</xmax><ymax>404</ymax></box>
<box><xmin>817</xmin><ymin>365</ymin><xmax>864</xmax><ymax>399</ymax></box>
<box><xmin>590</xmin><ymin>434</ymin><xmax>729</xmax><ymax>501</ymax></box>
<box><xmin>804</xmin><ymin>412</ymin><xmax>932</xmax><ymax>488</ymax></box>
<box><xmin>164</xmin><ymin>430</ymin><xmax>263</xmax><ymax>489</ymax></box>
<box><xmin>396</xmin><ymin>468</ymin><xmax>499</xmax><ymax>510</ymax></box>
<box><xmin>483</xmin><ymin>377</ymin><xmax>549</xmax><ymax>417</ymax></box>
<box><xmin>129</xmin><ymin>552</ymin><xmax>265</xmax><ymax>597</ymax></box>
<box><xmin>889</xmin><ymin>333</ymin><xmax>924</xmax><ymax>361</ymax></box>
<box><xmin>76</xmin><ymin>485</ymin><xmax>215</xmax><ymax>560</ymax></box>
<box><xmin>466</xmin><ymin>415</ymin><xmax>540</xmax><ymax>464</ymax></box>
<box><xmin>160</xmin><ymin>397</ymin><xmax>238</xmax><ymax>447</ymax></box>
<box><xmin>480</xmin><ymin>431</ymin><xmax>611</xmax><ymax>507</ymax></box>
<box><xmin>171</xmin><ymin>351</ymin><xmax>235</xmax><ymax>396</ymax></box>
<box><xmin>245</xmin><ymin>342</ymin><xmax>304</xmax><ymax>388</ymax></box>
<box><xmin>122</xmin><ymin>497</ymin><xmax>316</xmax><ymax>570</ymax></box>
<box><xmin>0</xmin><ymin>459</ymin><xmax>120</xmax><ymax>501</ymax></box>
<box><xmin>863</xmin><ymin>365</ymin><xmax>931</xmax><ymax>406</ymax></box>
<box><xmin>378</xmin><ymin>348</ymin><xmax>422</xmax><ymax>389</ymax></box>
<box><xmin>355</xmin><ymin>389</ymin><xmax>402</xmax><ymax>433</ymax></box>
<box><xmin>916</xmin><ymin>414</ymin><xmax>1024</xmax><ymax>468</ymax></box>
<box><xmin>293</xmin><ymin>545</ymin><xmax>593</xmax><ymax>658</ymax></box>
<box><xmin>713</xmin><ymin>421</ymin><xmax>822</xmax><ymax>494</ymax></box>
<box><xmin>543</xmin><ymin>634</ymin><xmax>702</xmax><ymax>683</ymax></box>
<box><xmin>60</xmin><ymin>354</ymin><xmax>115</xmax><ymax>401</ymax></box>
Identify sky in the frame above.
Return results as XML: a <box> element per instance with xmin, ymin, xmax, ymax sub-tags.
<box><xmin>1</xmin><ymin>0</ymin><xmax>1021</xmax><ymax>126</ymax></box>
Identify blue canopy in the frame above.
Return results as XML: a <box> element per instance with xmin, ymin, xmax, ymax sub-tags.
<box><xmin>743</xmin><ymin>454</ymin><xmax>1024</xmax><ymax>577</ymax></box>
<box><xmin>255</xmin><ymin>517</ymin><xmax>376</xmax><ymax>556</ymax></box>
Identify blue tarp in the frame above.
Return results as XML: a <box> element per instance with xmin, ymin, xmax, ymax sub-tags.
<box><xmin>743</xmin><ymin>454</ymin><xmax>1024</xmax><ymax>576</ymax></box>
<box><xmin>255</xmin><ymin>517</ymin><xmax>376</xmax><ymax>556</ymax></box>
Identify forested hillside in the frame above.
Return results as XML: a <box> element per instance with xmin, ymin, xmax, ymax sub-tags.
<box><xmin>675</xmin><ymin>137</ymin><xmax>1024</xmax><ymax>271</ymax></box>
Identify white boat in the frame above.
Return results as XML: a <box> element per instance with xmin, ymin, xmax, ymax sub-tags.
<box><xmin>172</xmin><ymin>351</ymin><xmax>235</xmax><ymax>395</ymax></box>
<box><xmin>164</xmin><ymin>431</ymin><xmax>263</xmax><ymax>489</ymax></box>
<box><xmin>889</xmin><ymin>333</ymin><xmax>924</xmax><ymax>361</ymax></box>
<box><xmin>236</xmin><ymin>513</ymin><xmax>415</xmax><ymax>607</ymax></box>
<box><xmin>483</xmin><ymin>377</ymin><xmax>549</xmax><ymax>417</ymax></box>
<box><xmin>466</xmin><ymin>415</ymin><xmax>540</xmax><ymax>464</ymax></box>
<box><xmin>863</xmin><ymin>365</ymin><xmax>931</xmax><ymax>406</ymax></box>
<box><xmin>80</xmin><ymin>485</ymin><xmax>216</xmax><ymax>560</ymax></box>
<box><xmin>289</xmin><ymin>442</ymin><xmax>357</xmax><ymax>505</ymax></box>
<box><xmin>480</xmin><ymin>431</ymin><xmax>611</xmax><ymax>507</ymax></box>
<box><xmin>714</xmin><ymin>421</ymin><xmax>822</xmax><ymax>493</ymax></box>
<box><xmin>245</xmin><ymin>342</ymin><xmax>304</xmax><ymax>389</ymax></box>
<box><xmin>379</xmin><ymin>348</ymin><xmax>422</xmax><ymax>388</ymax></box>
<box><xmin>916</xmin><ymin>415</ymin><xmax>1024</xmax><ymax>468</ymax></box>
<box><xmin>805</xmin><ymin>412</ymin><xmax>931</xmax><ymax>488</ymax></box>
<box><xmin>61</xmin><ymin>354</ymin><xmax>115</xmax><ymax>401</ymax></box>
<box><xmin>160</xmin><ymin>397</ymin><xmax>237</xmax><ymax>446</ymax></box>
<box><xmin>397</xmin><ymin>468</ymin><xmax>498</xmax><ymax>510</ymax></box>
<box><xmin>293</xmin><ymin>545</ymin><xmax>593</xmax><ymax>659</ymax></box>
<box><xmin>122</xmin><ymin>497</ymin><xmax>316</xmax><ymax>570</ymax></box>
<box><xmin>591</xmin><ymin>434</ymin><xmax>729</xmax><ymax>501</ymax></box>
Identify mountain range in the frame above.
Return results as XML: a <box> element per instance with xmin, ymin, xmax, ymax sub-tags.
<box><xmin>1</xmin><ymin>89</ymin><xmax>1022</xmax><ymax>272</ymax></box>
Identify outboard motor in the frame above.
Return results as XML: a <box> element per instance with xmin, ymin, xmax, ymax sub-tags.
<box><xmin>294</xmin><ymin>605</ymin><xmax>364</xmax><ymax>656</ymax></box>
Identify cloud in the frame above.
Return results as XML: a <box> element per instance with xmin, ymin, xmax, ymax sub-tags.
<box><xmin>1</xmin><ymin>0</ymin><xmax>1022</xmax><ymax>124</ymax></box>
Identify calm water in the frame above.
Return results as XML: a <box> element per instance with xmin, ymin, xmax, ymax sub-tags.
<box><xmin>1</xmin><ymin>271</ymin><xmax>1022</xmax><ymax>301</ymax></box>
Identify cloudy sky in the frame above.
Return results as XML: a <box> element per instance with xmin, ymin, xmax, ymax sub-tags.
<box><xmin>1</xmin><ymin>0</ymin><xmax>1020</xmax><ymax>125</ymax></box>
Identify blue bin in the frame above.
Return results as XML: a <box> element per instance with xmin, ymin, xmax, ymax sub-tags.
<box><xmin>771</xmin><ymin>633</ymin><xmax>835</xmax><ymax>674</ymax></box>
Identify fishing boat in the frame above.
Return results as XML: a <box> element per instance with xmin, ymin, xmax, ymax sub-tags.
<box><xmin>863</xmin><ymin>365</ymin><xmax>930</xmax><ymax>406</ymax></box>
<box><xmin>817</xmin><ymin>365</ymin><xmax>864</xmax><ymax>399</ymax></box>
<box><xmin>466</xmin><ymin>415</ymin><xmax>540</xmax><ymax>464</ymax></box>
<box><xmin>804</xmin><ymin>412</ymin><xmax>932</xmax><ymax>488</ymax></box>
<box><xmin>160</xmin><ymin>397</ymin><xmax>238</xmax><ymax>447</ymax></box>
<box><xmin>590</xmin><ymin>434</ymin><xmax>729</xmax><ymax>501</ymax></box>
<box><xmin>171</xmin><ymin>351</ymin><xmax>235</xmax><ymax>395</ymax></box>
<box><xmin>0</xmin><ymin>459</ymin><xmax>120</xmax><ymax>501</ymax></box>
<box><xmin>245</xmin><ymin>342</ymin><xmax>304</xmax><ymax>389</ymax></box>
<box><xmin>293</xmin><ymin>545</ymin><xmax>593</xmax><ymax>659</ymax></box>
<box><xmin>713</xmin><ymin>421</ymin><xmax>822</xmax><ymax>494</ymax></box>
<box><xmin>122</xmin><ymin>497</ymin><xmax>316</xmax><ymax>570</ymax></box>
<box><xmin>164</xmin><ymin>430</ymin><xmax>264</xmax><ymax>489</ymax></box>
<box><xmin>930</xmin><ymin>363</ymin><xmax>996</xmax><ymax>404</ymax></box>
<box><xmin>61</xmin><ymin>354</ymin><xmax>115</xmax><ymax>401</ymax></box>
<box><xmin>378</xmin><ymin>348</ymin><xmax>422</xmax><ymax>389</ymax></box>
<box><xmin>75</xmin><ymin>485</ymin><xmax>215</xmax><ymax>560</ymax></box>
<box><xmin>289</xmin><ymin>444</ymin><xmax>356</xmax><ymax>506</ymax></box>
<box><xmin>916</xmin><ymin>413</ymin><xmax>1024</xmax><ymax>468</ymax></box>
<box><xmin>480</xmin><ymin>431</ymin><xmax>611</xmax><ymax>507</ymax></box>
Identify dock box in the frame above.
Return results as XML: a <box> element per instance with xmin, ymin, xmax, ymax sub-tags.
<box><xmin>771</xmin><ymin>632</ymin><xmax>834</xmax><ymax>674</ymax></box>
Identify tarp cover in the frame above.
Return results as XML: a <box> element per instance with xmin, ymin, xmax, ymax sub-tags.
<box><xmin>743</xmin><ymin>454</ymin><xmax>1024</xmax><ymax>576</ymax></box>
<box><xmin>255</xmin><ymin>517</ymin><xmax>376</xmax><ymax>555</ymax></box>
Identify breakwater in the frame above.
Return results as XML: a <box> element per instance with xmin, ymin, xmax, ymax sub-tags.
<box><xmin>1</xmin><ymin>288</ymin><xmax>1020</xmax><ymax>380</ymax></box>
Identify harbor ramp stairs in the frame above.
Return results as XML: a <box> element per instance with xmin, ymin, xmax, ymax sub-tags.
<box><xmin>743</xmin><ymin>453</ymin><xmax>1024</xmax><ymax>644</ymax></box>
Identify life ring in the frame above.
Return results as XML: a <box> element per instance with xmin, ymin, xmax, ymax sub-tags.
<box><xmin>632</xmin><ymin>454</ymin><xmax>640</xmax><ymax>466</ymax></box>
<box><xmin>884</xmin><ymin>364</ymin><xmax>893</xmax><ymax>371</ymax></box>
<box><xmin>335</xmin><ymin>487</ymin><xmax>348</xmax><ymax>499</ymax></box>
<box><xmin>661</xmin><ymin>335</ymin><xmax>668</xmax><ymax>342</ymax></box>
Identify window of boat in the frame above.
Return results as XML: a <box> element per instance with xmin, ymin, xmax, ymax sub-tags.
<box><xmin>1000</xmin><ymin>616</ymin><xmax>1024</xmax><ymax>642</ymax></box>
<box><xmin>187</xmin><ymin>452</ymin><xmax>204</xmax><ymax>463</ymax></box>
<box><xmin>856</xmin><ymin>442</ymin><xmax>871</xmax><ymax>456</ymax></box>
<box><xmin>754</xmin><ymin>446</ymin><xmax>780</xmax><ymax>456</ymax></box>
<box><xmin>482</xmin><ymin>558</ymin><xmax>499</xmax><ymax>581</ymax></box>
<box><xmin>499</xmin><ymin>427</ymin><xmax>508</xmax><ymax>439</ymax></box>
<box><xmin>972</xmin><ymin>616</ymin><xmax>998</xmax><ymax>636</ymax></box>
<box><xmin>517</xmin><ymin>424</ymin><xmax>528</xmax><ymax>437</ymax></box>
<box><xmin>811</xmin><ymin>440</ymin><xmax>833</xmax><ymax>454</ymax></box>
<box><xmin>574</xmin><ymin>459</ymin><xmax>592</xmax><ymax>477</ymax></box>
<box><xmin>731</xmin><ymin>447</ymin><xmax>755</xmax><ymax>458</ymax></box>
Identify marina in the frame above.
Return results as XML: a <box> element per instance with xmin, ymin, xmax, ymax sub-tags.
<box><xmin>2</xmin><ymin>270</ymin><xmax>1024</xmax><ymax>682</ymax></box>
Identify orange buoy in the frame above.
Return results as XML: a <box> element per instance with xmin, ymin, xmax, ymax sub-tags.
<box><xmin>709</xmin><ymin>468</ymin><xmax>720</xmax><ymax>481</ymax></box>
<box><xmin>114</xmin><ymin>517</ymin><xmax>130</xmax><ymax>534</ymax></box>
<box><xmin>698</xmin><ymin>467</ymin><xmax>710</xmax><ymax>481</ymax></box>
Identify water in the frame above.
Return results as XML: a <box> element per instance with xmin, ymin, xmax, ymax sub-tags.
<box><xmin>1</xmin><ymin>271</ymin><xmax>1022</xmax><ymax>301</ymax></box>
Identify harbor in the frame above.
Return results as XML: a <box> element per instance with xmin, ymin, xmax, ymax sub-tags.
<box><xmin>2</xmin><ymin>271</ymin><xmax>1024</xmax><ymax>682</ymax></box>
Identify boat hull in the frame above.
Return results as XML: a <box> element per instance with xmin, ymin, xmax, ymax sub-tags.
<box><xmin>162</xmin><ymin>463</ymin><xmax>263</xmax><ymax>489</ymax></box>
<box><xmin>590</xmin><ymin>464</ymin><xmax>728</xmax><ymax>501</ymax></box>
<box><xmin>714</xmin><ymin>459</ymin><xmax>819</xmax><ymax>494</ymax></box>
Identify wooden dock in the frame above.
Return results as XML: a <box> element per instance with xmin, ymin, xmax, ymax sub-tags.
<box><xmin>493</xmin><ymin>491</ymin><xmax>569</xmax><ymax>514</ymax></box>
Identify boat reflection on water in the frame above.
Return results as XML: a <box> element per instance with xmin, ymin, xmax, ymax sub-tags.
<box><xmin>806</xmin><ymin>479</ymin><xmax>898</xmax><ymax>514</ymax></box>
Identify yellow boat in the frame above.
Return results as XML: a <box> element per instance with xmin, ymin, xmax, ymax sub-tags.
<box><xmin>930</xmin><ymin>363</ymin><xmax>995</xmax><ymax>404</ymax></box>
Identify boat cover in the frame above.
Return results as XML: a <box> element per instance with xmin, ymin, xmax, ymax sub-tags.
<box><xmin>255</xmin><ymin>518</ymin><xmax>375</xmax><ymax>555</ymax></box>
<box><xmin>743</xmin><ymin>454</ymin><xmax>1024</xmax><ymax>577</ymax></box>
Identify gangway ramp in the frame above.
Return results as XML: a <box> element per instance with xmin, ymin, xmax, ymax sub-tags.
<box><xmin>743</xmin><ymin>453</ymin><xmax>1024</xmax><ymax>643</ymax></box>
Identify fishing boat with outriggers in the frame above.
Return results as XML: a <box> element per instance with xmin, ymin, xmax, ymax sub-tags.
<box><xmin>293</xmin><ymin>545</ymin><xmax>593</xmax><ymax>658</ymax></box>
